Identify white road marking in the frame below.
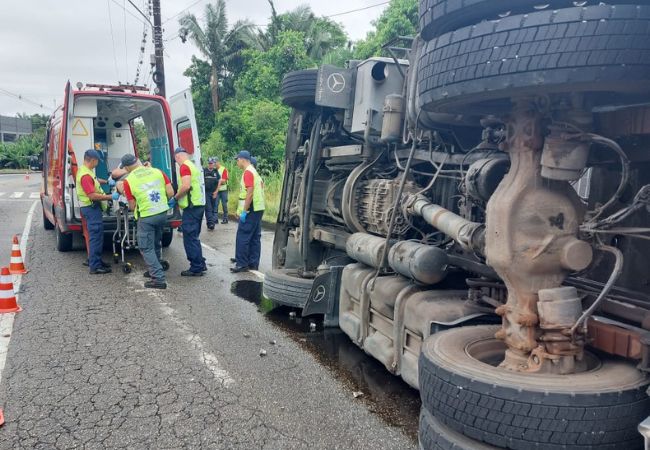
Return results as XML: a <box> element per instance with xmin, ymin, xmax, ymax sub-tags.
<box><xmin>0</xmin><ymin>193</ymin><xmax>6</xmax><ymax>197</ymax></box>
<box><xmin>29</xmin><ymin>192</ymin><xmax>40</xmax><ymax>199</ymax></box>
<box><xmin>0</xmin><ymin>200</ymin><xmax>37</xmax><ymax>387</ymax></box>
<box><xmin>9</xmin><ymin>192</ymin><xmax>24</xmax><ymax>199</ymax></box>
<box><xmin>201</xmin><ymin>242</ymin><xmax>265</xmax><ymax>280</ymax></box>
<box><xmin>158</xmin><ymin>303</ymin><xmax>236</xmax><ymax>387</ymax></box>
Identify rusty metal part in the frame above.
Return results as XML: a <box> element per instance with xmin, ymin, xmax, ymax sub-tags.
<box><xmin>405</xmin><ymin>195</ymin><xmax>484</xmax><ymax>254</ymax></box>
<box><xmin>541</xmin><ymin>125</ymin><xmax>591</xmax><ymax>181</ymax></box>
<box><xmin>587</xmin><ymin>317</ymin><xmax>645</xmax><ymax>360</ymax></box>
<box><xmin>598</xmin><ymin>105</ymin><xmax>650</xmax><ymax>137</ymax></box>
<box><xmin>485</xmin><ymin>99</ymin><xmax>592</xmax><ymax>373</ymax></box>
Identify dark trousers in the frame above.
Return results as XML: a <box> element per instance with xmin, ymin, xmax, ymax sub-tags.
<box><xmin>181</xmin><ymin>206</ymin><xmax>206</xmax><ymax>273</ymax></box>
<box><xmin>216</xmin><ymin>190</ymin><xmax>228</xmax><ymax>221</ymax></box>
<box><xmin>137</xmin><ymin>212</ymin><xmax>166</xmax><ymax>281</ymax></box>
<box><xmin>235</xmin><ymin>209</ymin><xmax>263</xmax><ymax>269</ymax></box>
<box><xmin>80</xmin><ymin>205</ymin><xmax>104</xmax><ymax>271</ymax></box>
<box><xmin>204</xmin><ymin>193</ymin><xmax>218</xmax><ymax>227</ymax></box>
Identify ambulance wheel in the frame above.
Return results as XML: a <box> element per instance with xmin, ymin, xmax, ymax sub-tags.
<box><xmin>43</xmin><ymin>208</ymin><xmax>55</xmax><ymax>230</ymax></box>
<box><xmin>419</xmin><ymin>325</ymin><xmax>650</xmax><ymax>449</ymax></box>
<box><xmin>55</xmin><ymin>226</ymin><xmax>73</xmax><ymax>252</ymax></box>
<box><xmin>162</xmin><ymin>231</ymin><xmax>173</xmax><ymax>248</ymax></box>
<box><xmin>122</xmin><ymin>263</ymin><xmax>132</xmax><ymax>274</ymax></box>
<box><xmin>161</xmin><ymin>260</ymin><xmax>170</xmax><ymax>271</ymax></box>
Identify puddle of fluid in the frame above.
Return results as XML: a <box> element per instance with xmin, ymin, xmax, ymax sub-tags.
<box><xmin>230</xmin><ymin>280</ymin><xmax>421</xmax><ymax>442</ymax></box>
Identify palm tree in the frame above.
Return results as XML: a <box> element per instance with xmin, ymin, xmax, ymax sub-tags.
<box><xmin>179</xmin><ymin>0</ymin><xmax>260</xmax><ymax>112</ymax></box>
<box><xmin>263</xmin><ymin>1</ymin><xmax>348</xmax><ymax>60</ymax></box>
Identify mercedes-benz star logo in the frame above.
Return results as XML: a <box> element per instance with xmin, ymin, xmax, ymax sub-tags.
<box><xmin>327</xmin><ymin>73</ymin><xmax>346</xmax><ymax>93</ymax></box>
<box><xmin>313</xmin><ymin>285</ymin><xmax>326</xmax><ymax>303</ymax></box>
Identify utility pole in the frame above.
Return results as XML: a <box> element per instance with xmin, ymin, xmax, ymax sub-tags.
<box><xmin>152</xmin><ymin>0</ymin><xmax>166</xmax><ymax>97</ymax></box>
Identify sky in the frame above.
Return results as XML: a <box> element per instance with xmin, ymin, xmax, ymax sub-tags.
<box><xmin>0</xmin><ymin>0</ymin><xmax>388</xmax><ymax>117</ymax></box>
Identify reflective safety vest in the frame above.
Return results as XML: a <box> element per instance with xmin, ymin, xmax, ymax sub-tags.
<box><xmin>125</xmin><ymin>166</ymin><xmax>169</xmax><ymax>219</ymax></box>
<box><xmin>237</xmin><ymin>165</ymin><xmax>265</xmax><ymax>214</ymax></box>
<box><xmin>217</xmin><ymin>166</ymin><xmax>228</xmax><ymax>192</ymax></box>
<box><xmin>177</xmin><ymin>159</ymin><xmax>206</xmax><ymax>209</ymax></box>
<box><xmin>76</xmin><ymin>164</ymin><xmax>106</xmax><ymax>211</ymax></box>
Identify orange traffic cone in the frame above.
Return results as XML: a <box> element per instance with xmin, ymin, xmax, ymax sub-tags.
<box><xmin>9</xmin><ymin>235</ymin><xmax>27</xmax><ymax>275</ymax></box>
<box><xmin>0</xmin><ymin>408</ymin><xmax>4</xmax><ymax>426</ymax></box>
<box><xmin>0</xmin><ymin>267</ymin><xmax>20</xmax><ymax>313</ymax></box>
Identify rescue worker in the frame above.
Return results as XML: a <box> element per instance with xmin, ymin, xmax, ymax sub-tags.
<box><xmin>232</xmin><ymin>150</ymin><xmax>265</xmax><ymax>273</ymax></box>
<box><xmin>203</xmin><ymin>157</ymin><xmax>221</xmax><ymax>231</ymax></box>
<box><xmin>77</xmin><ymin>149</ymin><xmax>119</xmax><ymax>274</ymax></box>
<box><xmin>120</xmin><ymin>154</ymin><xmax>174</xmax><ymax>289</ymax></box>
<box><xmin>214</xmin><ymin>156</ymin><xmax>229</xmax><ymax>224</ymax></box>
<box><xmin>172</xmin><ymin>147</ymin><xmax>207</xmax><ymax>276</ymax></box>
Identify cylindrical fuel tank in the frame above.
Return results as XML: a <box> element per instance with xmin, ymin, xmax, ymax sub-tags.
<box><xmin>388</xmin><ymin>240</ymin><xmax>448</xmax><ymax>285</ymax></box>
<box><xmin>346</xmin><ymin>232</ymin><xmax>389</xmax><ymax>268</ymax></box>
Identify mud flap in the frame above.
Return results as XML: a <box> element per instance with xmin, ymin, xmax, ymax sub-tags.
<box><xmin>302</xmin><ymin>266</ymin><xmax>344</xmax><ymax>327</ymax></box>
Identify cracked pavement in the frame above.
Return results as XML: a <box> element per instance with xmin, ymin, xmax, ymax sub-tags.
<box><xmin>0</xmin><ymin>203</ymin><xmax>415</xmax><ymax>449</ymax></box>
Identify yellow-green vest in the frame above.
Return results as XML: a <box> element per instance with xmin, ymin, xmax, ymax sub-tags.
<box><xmin>125</xmin><ymin>166</ymin><xmax>169</xmax><ymax>219</ymax></box>
<box><xmin>237</xmin><ymin>165</ymin><xmax>265</xmax><ymax>214</ymax></box>
<box><xmin>217</xmin><ymin>166</ymin><xmax>228</xmax><ymax>192</ymax></box>
<box><xmin>177</xmin><ymin>159</ymin><xmax>206</xmax><ymax>209</ymax></box>
<box><xmin>76</xmin><ymin>165</ymin><xmax>106</xmax><ymax>211</ymax></box>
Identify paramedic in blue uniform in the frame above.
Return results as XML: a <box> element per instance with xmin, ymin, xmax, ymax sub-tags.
<box><xmin>171</xmin><ymin>147</ymin><xmax>207</xmax><ymax>276</ymax></box>
<box><xmin>232</xmin><ymin>151</ymin><xmax>265</xmax><ymax>273</ymax></box>
<box><xmin>76</xmin><ymin>149</ymin><xmax>119</xmax><ymax>274</ymax></box>
<box><xmin>203</xmin><ymin>157</ymin><xmax>221</xmax><ymax>231</ymax></box>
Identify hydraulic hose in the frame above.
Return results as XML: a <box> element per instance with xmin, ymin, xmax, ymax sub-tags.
<box><xmin>569</xmin><ymin>244</ymin><xmax>624</xmax><ymax>335</ymax></box>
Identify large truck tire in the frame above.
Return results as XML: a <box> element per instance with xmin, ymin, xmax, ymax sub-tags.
<box><xmin>417</xmin><ymin>0</ymin><xmax>650</xmax><ymax>41</ymax></box>
<box><xmin>419</xmin><ymin>408</ymin><xmax>497</xmax><ymax>450</ymax></box>
<box><xmin>419</xmin><ymin>325</ymin><xmax>650</xmax><ymax>450</ymax></box>
<box><xmin>281</xmin><ymin>69</ymin><xmax>318</xmax><ymax>109</ymax></box>
<box><xmin>418</xmin><ymin>4</ymin><xmax>650</xmax><ymax>113</ymax></box>
<box><xmin>263</xmin><ymin>269</ymin><xmax>314</xmax><ymax>308</ymax></box>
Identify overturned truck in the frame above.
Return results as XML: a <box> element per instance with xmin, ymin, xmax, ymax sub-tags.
<box><xmin>265</xmin><ymin>2</ymin><xmax>650</xmax><ymax>449</ymax></box>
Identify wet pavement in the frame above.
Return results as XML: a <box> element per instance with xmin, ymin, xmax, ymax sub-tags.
<box><xmin>0</xmin><ymin>205</ymin><xmax>416</xmax><ymax>449</ymax></box>
<box><xmin>231</xmin><ymin>279</ymin><xmax>422</xmax><ymax>441</ymax></box>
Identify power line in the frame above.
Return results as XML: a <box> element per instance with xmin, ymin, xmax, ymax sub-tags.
<box><xmin>0</xmin><ymin>88</ymin><xmax>53</xmax><ymax>111</ymax></box>
<box><xmin>106</xmin><ymin>0</ymin><xmax>120</xmax><ymax>81</ymax></box>
<box><xmin>163</xmin><ymin>0</ymin><xmax>205</xmax><ymax>24</ymax></box>
<box><xmin>327</xmin><ymin>1</ymin><xmax>390</xmax><ymax>18</ymax></box>
<box><xmin>123</xmin><ymin>0</ymin><xmax>130</xmax><ymax>82</ymax></box>
<box><xmin>109</xmin><ymin>0</ymin><xmax>148</xmax><ymax>26</ymax></box>
<box><xmin>126</xmin><ymin>0</ymin><xmax>153</xmax><ymax>25</ymax></box>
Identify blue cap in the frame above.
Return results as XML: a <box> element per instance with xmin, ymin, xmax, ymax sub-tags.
<box><xmin>235</xmin><ymin>150</ymin><xmax>251</xmax><ymax>161</ymax></box>
<box><xmin>174</xmin><ymin>147</ymin><xmax>188</xmax><ymax>155</ymax></box>
<box><xmin>208</xmin><ymin>157</ymin><xmax>216</xmax><ymax>164</ymax></box>
<box><xmin>84</xmin><ymin>149</ymin><xmax>102</xmax><ymax>160</ymax></box>
<box><xmin>250</xmin><ymin>156</ymin><xmax>257</xmax><ymax>166</ymax></box>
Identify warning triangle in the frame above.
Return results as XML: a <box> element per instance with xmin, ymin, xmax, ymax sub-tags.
<box><xmin>71</xmin><ymin>118</ymin><xmax>89</xmax><ymax>137</ymax></box>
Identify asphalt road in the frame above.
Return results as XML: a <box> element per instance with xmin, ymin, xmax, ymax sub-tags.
<box><xmin>0</xmin><ymin>186</ymin><xmax>416</xmax><ymax>449</ymax></box>
<box><xmin>0</xmin><ymin>172</ymin><xmax>41</xmax><ymax>262</ymax></box>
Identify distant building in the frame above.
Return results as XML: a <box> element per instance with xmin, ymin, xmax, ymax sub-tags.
<box><xmin>0</xmin><ymin>116</ymin><xmax>32</xmax><ymax>143</ymax></box>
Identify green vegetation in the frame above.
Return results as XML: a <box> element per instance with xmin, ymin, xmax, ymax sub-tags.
<box><xmin>0</xmin><ymin>113</ymin><xmax>48</xmax><ymax>169</ymax></box>
<box><xmin>179</xmin><ymin>0</ymin><xmax>418</xmax><ymax>222</ymax></box>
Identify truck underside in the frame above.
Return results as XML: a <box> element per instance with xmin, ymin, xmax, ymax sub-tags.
<box><xmin>266</xmin><ymin>3</ymin><xmax>650</xmax><ymax>449</ymax></box>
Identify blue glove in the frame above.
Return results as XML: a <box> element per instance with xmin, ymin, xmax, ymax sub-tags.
<box><xmin>108</xmin><ymin>178</ymin><xmax>116</xmax><ymax>187</ymax></box>
<box><xmin>111</xmin><ymin>192</ymin><xmax>120</xmax><ymax>201</ymax></box>
<box><xmin>240</xmin><ymin>211</ymin><xmax>248</xmax><ymax>223</ymax></box>
<box><xmin>168</xmin><ymin>197</ymin><xmax>177</xmax><ymax>209</ymax></box>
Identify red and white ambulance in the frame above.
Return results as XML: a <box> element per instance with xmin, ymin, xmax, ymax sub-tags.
<box><xmin>41</xmin><ymin>81</ymin><xmax>202</xmax><ymax>251</ymax></box>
